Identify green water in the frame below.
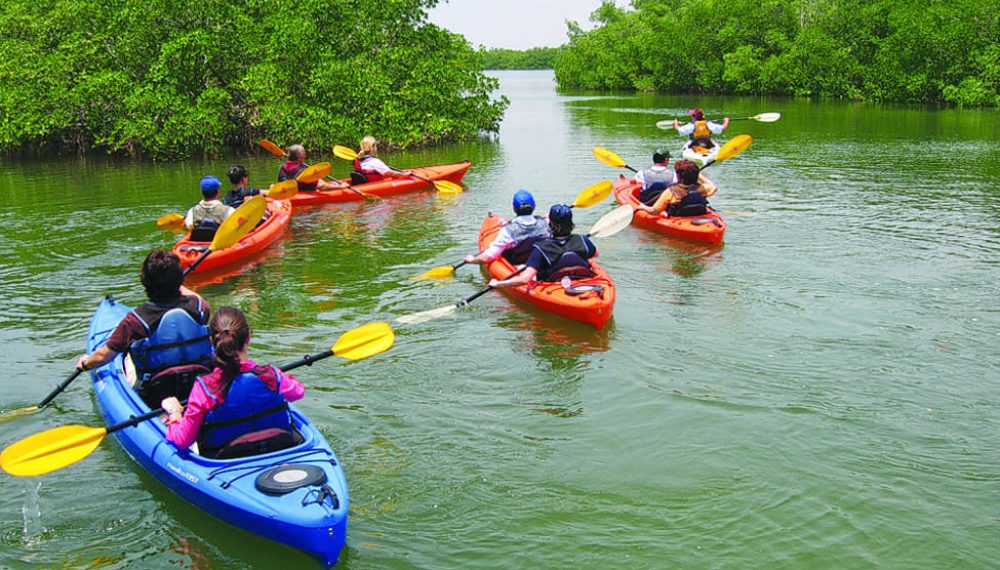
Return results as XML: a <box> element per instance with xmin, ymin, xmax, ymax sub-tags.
<box><xmin>1</xmin><ymin>70</ymin><xmax>998</xmax><ymax>568</ymax></box>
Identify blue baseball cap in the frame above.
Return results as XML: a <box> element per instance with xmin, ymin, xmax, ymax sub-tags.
<box><xmin>200</xmin><ymin>175</ymin><xmax>221</xmax><ymax>193</ymax></box>
<box><xmin>549</xmin><ymin>204</ymin><xmax>572</xmax><ymax>224</ymax></box>
<box><xmin>512</xmin><ymin>189</ymin><xmax>535</xmax><ymax>214</ymax></box>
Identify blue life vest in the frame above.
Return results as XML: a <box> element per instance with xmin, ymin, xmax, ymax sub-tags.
<box><xmin>129</xmin><ymin>299</ymin><xmax>212</xmax><ymax>381</ymax></box>
<box><xmin>501</xmin><ymin>216</ymin><xmax>551</xmax><ymax>264</ymax></box>
<box><xmin>196</xmin><ymin>366</ymin><xmax>293</xmax><ymax>455</ymax></box>
<box><xmin>667</xmin><ymin>183</ymin><xmax>709</xmax><ymax>217</ymax></box>
<box><xmin>532</xmin><ymin>235</ymin><xmax>596</xmax><ymax>281</ymax></box>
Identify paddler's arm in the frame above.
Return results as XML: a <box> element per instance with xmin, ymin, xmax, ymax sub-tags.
<box><xmin>489</xmin><ymin>266</ymin><xmax>537</xmax><ymax>289</ymax></box>
<box><xmin>698</xmin><ymin>175</ymin><xmax>718</xmax><ymax>198</ymax></box>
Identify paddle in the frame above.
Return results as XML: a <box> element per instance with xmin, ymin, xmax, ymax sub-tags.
<box><xmin>258</xmin><ymin>139</ymin><xmax>376</xmax><ymax>201</ymax></box>
<box><xmin>397</xmin><ymin>205</ymin><xmax>634</xmax><ymax>324</ymax></box>
<box><xmin>655</xmin><ymin>112</ymin><xmax>780</xmax><ymax>129</ymax></box>
<box><xmin>332</xmin><ymin>145</ymin><xmax>463</xmax><ymax>195</ymax></box>
<box><xmin>697</xmin><ymin>134</ymin><xmax>752</xmax><ymax>171</ymax></box>
<box><xmin>416</xmin><ymin>180</ymin><xmax>613</xmax><ymax>280</ymax></box>
<box><xmin>0</xmin><ymin>322</ymin><xmax>395</xmax><ymax>477</ymax></box>
<box><xmin>183</xmin><ymin>194</ymin><xmax>267</xmax><ymax>275</ymax></box>
<box><xmin>592</xmin><ymin>147</ymin><xmax>637</xmax><ymax>173</ymax></box>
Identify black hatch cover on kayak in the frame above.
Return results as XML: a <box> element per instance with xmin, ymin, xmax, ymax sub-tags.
<box><xmin>255</xmin><ymin>463</ymin><xmax>327</xmax><ymax>496</ymax></box>
<box><xmin>565</xmin><ymin>284</ymin><xmax>604</xmax><ymax>296</ymax></box>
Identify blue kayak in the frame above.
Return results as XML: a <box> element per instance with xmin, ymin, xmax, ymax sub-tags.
<box><xmin>86</xmin><ymin>296</ymin><xmax>349</xmax><ymax>567</ymax></box>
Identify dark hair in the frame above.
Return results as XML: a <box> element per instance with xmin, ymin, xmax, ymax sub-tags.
<box><xmin>140</xmin><ymin>250</ymin><xmax>184</xmax><ymax>303</ymax></box>
<box><xmin>674</xmin><ymin>160</ymin><xmax>700</xmax><ymax>185</ymax></box>
<box><xmin>652</xmin><ymin>150</ymin><xmax>669</xmax><ymax>164</ymax></box>
<box><xmin>227</xmin><ymin>164</ymin><xmax>249</xmax><ymax>185</ymax></box>
<box><xmin>210</xmin><ymin>307</ymin><xmax>251</xmax><ymax>385</ymax></box>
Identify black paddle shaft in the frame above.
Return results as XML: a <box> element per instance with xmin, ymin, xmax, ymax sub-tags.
<box><xmin>459</xmin><ymin>267</ymin><xmax>527</xmax><ymax>307</ymax></box>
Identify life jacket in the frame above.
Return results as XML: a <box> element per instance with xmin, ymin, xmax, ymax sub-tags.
<box><xmin>689</xmin><ymin>120</ymin><xmax>716</xmax><ymax>152</ymax></box>
<box><xmin>639</xmin><ymin>167</ymin><xmax>675</xmax><ymax>205</ymax></box>
<box><xmin>667</xmin><ymin>183</ymin><xmax>709</xmax><ymax>217</ymax></box>
<box><xmin>188</xmin><ymin>201</ymin><xmax>230</xmax><ymax>241</ymax></box>
<box><xmin>499</xmin><ymin>216</ymin><xmax>550</xmax><ymax>264</ymax></box>
<box><xmin>196</xmin><ymin>366</ymin><xmax>294</xmax><ymax>457</ymax></box>
<box><xmin>532</xmin><ymin>235</ymin><xmax>596</xmax><ymax>282</ymax></box>
<box><xmin>352</xmin><ymin>155</ymin><xmax>385</xmax><ymax>183</ymax></box>
<box><xmin>129</xmin><ymin>299</ymin><xmax>211</xmax><ymax>378</ymax></box>
<box><xmin>222</xmin><ymin>187</ymin><xmax>260</xmax><ymax>208</ymax></box>
<box><xmin>278</xmin><ymin>161</ymin><xmax>317</xmax><ymax>192</ymax></box>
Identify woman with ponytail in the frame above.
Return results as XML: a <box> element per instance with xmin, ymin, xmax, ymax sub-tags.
<box><xmin>161</xmin><ymin>307</ymin><xmax>306</xmax><ymax>458</ymax></box>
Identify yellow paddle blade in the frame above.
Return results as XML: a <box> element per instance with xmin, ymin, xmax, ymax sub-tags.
<box><xmin>297</xmin><ymin>162</ymin><xmax>332</xmax><ymax>184</ymax></box>
<box><xmin>332</xmin><ymin>322</ymin><xmax>395</xmax><ymax>361</ymax></box>
<box><xmin>417</xmin><ymin>265</ymin><xmax>457</xmax><ymax>280</ymax></box>
<box><xmin>434</xmin><ymin>180</ymin><xmax>463</xmax><ymax>194</ymax></box>
<box><xmin>258</xmin><ymin>139</ymin><xmax>286</xmax><ymax>157</ymax></box>
<box><xmin>211</xmin><ymin>195</ymin><xmax>266</xmax><ymax>251</ymax></box>
<box><xmin>332</xmin><ymin>145</ymin><xmax>358</xmax><ymax>161</ymax></box>
<box><xmin>266</xmin><ymin>180</ymin><xmax>298</xmax><ymax>200</ymax></box>
<box><xmin>716</xmin><ymin>134</ymin><xmax>753</xmax><ymax>162</ymax></box>
<box><xmin>0</xmin><ymin>405</ymin><xmax>40</xmax><ymax>423</ymax></box>
<box><xmin>573</xmin><ymin>180</ymin><xmax>613</xmax><ymax>208</ymax></box>
<box><xmin>156</xmin><ymin>213</ymin><xmax>185</xmax><ymax>233</ymax></box>
<box><xmin>592</xmin><ymin>146</ymin><xmax>628</xmax><ymax>168</ymax></box>
<box><xmin>1</xmin><ymin>424</ymin><xmax>107</xmax><ymax>476</ymax></box>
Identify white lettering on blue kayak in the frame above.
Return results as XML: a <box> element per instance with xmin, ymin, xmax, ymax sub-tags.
<box><xmin>167</xmin><ymin>462</ymin><xmax>199</xmax><ymax>484</ymax></box>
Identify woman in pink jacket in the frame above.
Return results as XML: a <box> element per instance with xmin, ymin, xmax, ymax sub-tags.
<box><xmin>161</xmin><ymin>307</ymin><xmax>305</xmax><ymax>458</ymax></box>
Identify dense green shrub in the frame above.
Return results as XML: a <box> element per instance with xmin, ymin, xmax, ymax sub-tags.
<box><xmin>554</xmin><ymin>0</ymin><xmax>1000</xmax><ymax>106</ymax></box>
<box><xmin>479</xmin><ymin>47</ymin><xmax>562</xmax><ymax>70</ymax></box>
<box><xmin>0</xmin><ymin>0</ymin><xmax>508</xmax><ymax>158</ymax></box>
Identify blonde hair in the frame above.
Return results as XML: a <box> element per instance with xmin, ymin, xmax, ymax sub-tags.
<box><xmin>359</xmin><ymin>136</ymin><xmax>378</xmax><ymax>156</ymax></box>
<box><xmin>287</xmin><ymin>144</ymin><xmax>306</xmax><ymax>161</ymax></box>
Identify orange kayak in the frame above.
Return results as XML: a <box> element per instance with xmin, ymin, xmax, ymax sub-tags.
<box><xmin>613</xmin><ymin>176</ymin><xmax>726</xmax><ymax>244</ymax></box>
<box><xmin>478</xmin><ymin>214</ymin><xmax>615</xmax><ymax>329</ymax></box>
<box><xmin>174</xmin><ymin>198</ymin><xmax>291</xmax><ymax>273</ymax></box>
<box><xmin>289</xmin><ymin>161</ymin><xmax>471</xmax><ymax>206</ymax></box>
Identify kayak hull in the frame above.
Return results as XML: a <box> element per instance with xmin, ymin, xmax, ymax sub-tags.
<box><xmin>173</xmin><ymin>198</ymin><xmax>291</xmax><ymax>273</ymax></box>
<box><xmin>87</xmin><ymin>297</ymin><xmax>348</xmax><ymax>567</ymax></box>
<box><xmin>681</xmin><ymin>141</ymin><xmax>719</xmax><ymax>165</ymax></box>
<box><xmin>478</xmin><ymin>215</ymin><xmax>615</xmax><ymax>329</ymax></box>
<box><xmin>613</xmin><ymin>177</ymin><xmax>726</xmax><ymax>244</ymax></box>
<box><xmin>289</xmin><ymin>161</ymin><xmax>471</xmax><ymax>206</ymax></box>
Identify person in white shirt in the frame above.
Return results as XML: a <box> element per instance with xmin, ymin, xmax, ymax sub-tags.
<box><xmin>351</xmin><ymin>136</ymin><xmax>411</xmax><ymax>184</ymax></box>
<box><xmin>635</xmin><ymin>150</ymin><xmax>677</xmax><ymax>206</ymax></box>
<box><xmin>464</xmin><ymin>189</ymin><xmax>553</xmax><ymax>265</ymax></box>
<box><xmin>184</xmin><ymin>175</ymin><xmax>235</xmax><ymax>240</ymax></box>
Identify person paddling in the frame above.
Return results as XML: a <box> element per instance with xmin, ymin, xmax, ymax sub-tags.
<box><xmin>185</xmin><ymin>175</ymin><xmax>235</xmax><ymax>241</ymax></box>
<box><xmin>635</xmin><ymin>149</ymin><xmax>677</xmax><ymax>206</ymax></box>
<box><xmin>350</xmin><ymin>136</ymin><xmax>411</xmax><ymax>184</ymax></box>
<box><xmin>464</xmin><ymin>189</ymin><xmax>552</xmax><ymax>266</ymax></box>
<box><xmin>278</xmin><ymin>144</ymin><xmax>340</xmax><ymax>192</ymax></box>
<box><xmin>75</xmin><ymin>250</ymin><xmax>213</xmax><ymax>407</ymax></box>
<box><xmin>673</xmin><ymin>108</ymin><xmax>729</xmax><ymax>152</ymax></box>
<box><xmin>636</xmin><ymin>159</ymin><xmax>718</xmax><ymax>217</ymax></box>
<box><xmin>223</xmin><ymin>165</ymin><xmax>263</xmax><ymax>208</ymax></box>
<box><xmin>161</xmin><ymin>306</ymin><xmax>306</xmax><ymax>458</ymax></box>
<box><xmin>489</xmin><ymin>204</ymin><xmax>598</xmax><ymax>288</ymax></box>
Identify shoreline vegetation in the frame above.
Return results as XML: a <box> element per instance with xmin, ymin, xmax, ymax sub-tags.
<box><xmin>0</xmin><ymin>0</ymin><xmax>508</xmax><ymax>159</ymax></box>
<box><xmin>552</xmin><ymin>0</ymin><xmax>999</xmax><ymax>106</ymax></box>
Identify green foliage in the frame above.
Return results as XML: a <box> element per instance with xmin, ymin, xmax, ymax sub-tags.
<box><xmin>0</xmin><ymin>0</ymin><xmax>508</xmax><ymax>158</ymax></box>
<box><xmin>479</xmin><ymin>47</ymin><xmax>562</xmax><ymax>70</ymax></box>
<box><xmin>554</xmin><ymin>0</ymin><xmax>1000</xmax><ymax>106</ymax></box>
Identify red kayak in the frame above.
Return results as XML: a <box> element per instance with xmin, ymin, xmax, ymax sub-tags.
<box><xmin>173</xmin><ymin>198</ymin><xmax>291</xmax><ymax>273</ymax></box>
<box><xmin>289</xmin><ymin>161</ymin><xmax>471</xmax><ymax>207</ymax></box>
<box><xmin>478</xmin><ymin>214</ymin><xmax>615</xmax><ymax>329</ymax></box>
<box><xmin>613</xmin><ymin>177</ymin><xmax>726</xmax><ymax>244</ymax></box>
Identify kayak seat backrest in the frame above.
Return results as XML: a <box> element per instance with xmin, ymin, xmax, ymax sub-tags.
<box><xmin>671</xmin><ymin>204</ymin><xmax>709</xmax><ymax>217</ymax></box>
<box><xmin>350</xmin><ymin>171</ymin><xmax>368</xmax><ymax>185</ymax></box>
<box><xmin>502</xmin><ymin>236</ymin><xmax>542</xmax><ymax>265</ymax></box>
<box><xmin>212</xmin><ymin>426</ymin><xmax>304</xmax><ymax>459</ymax></box>
<box><xmin>189</xmin><ymin>226</ymin><xmax>218</xmax><ymax>243</ymax></box>
<box><xmin>180</xmin><ymin>245</ymin><xmax>210</xmax><ymax>253</ymax></box>
<box><xmin>136</xmin><ymin>363</ymin><xmax>211</xmax><ymax>408</ymax></box>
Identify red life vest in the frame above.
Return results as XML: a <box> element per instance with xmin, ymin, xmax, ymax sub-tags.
<box><xmin>352</xmin><ymin>155</ymin><xmax>386</xmax><ymax>182</ymax></box>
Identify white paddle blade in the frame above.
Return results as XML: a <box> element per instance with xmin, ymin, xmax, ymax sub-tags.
<box><xmin>754</xmin><ymin>112</ymin><xmax>781</xmax><ymax>122</ymax></box>
<box><xmin>395</xmin><ymin>304</ymin><xmax>459</xmax><ymax>325</ymax></box>
<box><xmin>655</xmin><ymin>119</ymin><xmax>674</xmax><ymax>129</ymax></box>
<box><xmin>588</xmin><ymin>205</ymin><xmax>634</xmax><ymax>238</ymax></box>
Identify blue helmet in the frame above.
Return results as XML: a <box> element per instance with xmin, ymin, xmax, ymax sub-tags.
<box><xmin>200</xmin><ymin>175</ymin><xmax>221</xmax><ymax>193</ymax></box>
<box><xmin>549</xmin><ymin>204</ymin><xmax>573</xmax><ymax>225</ymax></box>
<box><xmin>512</xmin><ymin>189</ymin><xmax>535</xmax><ymax>215</ymax></box>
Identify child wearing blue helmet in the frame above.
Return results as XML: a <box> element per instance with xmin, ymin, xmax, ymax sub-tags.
<box><xmin>184</xmin><ymin>175</ymin><xmax>235</xmax><ymax>241</ymax></box>
<box><xmin>489</xmin><ymin>204</ymin><xmax>598</xmax><ymax>288</ymax></box>
<box><xmin>464</xmin><ymin>189</ymin><xmax>552</xmax><ymax>265</ymax></box>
